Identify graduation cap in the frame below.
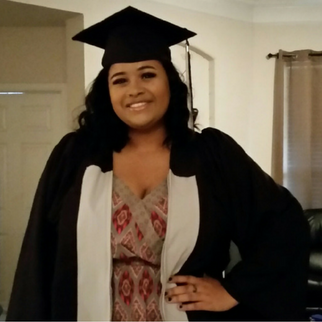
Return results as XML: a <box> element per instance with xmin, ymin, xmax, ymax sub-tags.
<box><xmin>72</xmin><ymin>6</ymin><xmax>196</xmax><ymax>68</ymax></box>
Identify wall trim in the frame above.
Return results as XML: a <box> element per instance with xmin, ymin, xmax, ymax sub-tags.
<box><xmin>146</xmin><ymin>0</ymin><xmax>322</xmax><ymax>23</ymax></box>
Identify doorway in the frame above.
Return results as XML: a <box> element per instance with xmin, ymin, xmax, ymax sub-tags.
<box><xmin>0</xmin><ymin>89</ymin><xmax>70</xmax><ymax>310</ymax></box>
<box><xmin>0</xmin><ymin>0</ymin><xmax>84</xmax><ymax>314</ymax></box>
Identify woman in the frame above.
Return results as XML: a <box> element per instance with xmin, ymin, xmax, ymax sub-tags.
<box><xmin>7</xmin><ymin>6</ymin><xmax>310</xmax><ymax>321</ymax></box>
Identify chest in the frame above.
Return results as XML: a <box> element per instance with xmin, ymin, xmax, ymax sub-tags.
<box><xmin>113</xmin><ymin>148</ymin><xmax>170</xmax><ymax>199</ymax></box>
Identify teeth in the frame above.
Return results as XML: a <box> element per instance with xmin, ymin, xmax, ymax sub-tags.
<box><xmin>129</xmin><ymin>102</ymin><xmax>147</xmax><ymax>108</ymax></box>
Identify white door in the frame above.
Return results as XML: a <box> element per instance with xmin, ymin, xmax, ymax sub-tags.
<box><xmin>0</xmin><ymin>91</ymin><xmax>69</xmax><ymax>310</ymax></box>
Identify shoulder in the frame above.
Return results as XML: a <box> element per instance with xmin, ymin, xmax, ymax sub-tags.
<box><xmin>43</xmin><ymin>131</ymin><xmax>90</xmax><ymax>177</ymax></box>
<box><xmin>40</xmin><ymin>131</ymin><xmax>89</xmax><ymax>199</ymax></box>
<box><xmin>52</xmin><ymin>131</ymin><xmax>81</xmax><ymax>154</ymax></box>
<box><xmin>196</xmin><ymin>127</ymin><xmax>250</xmax><ymax>165</ymax></box>
<box><xmin>50</xmin><ymin>131</ymin><xmax>88</xmax><ymax>160</ymax></box>
<box><xmin>195</xmin><ymin>128</ymin><xmax>273</xmax><ymax>188</ymax></box>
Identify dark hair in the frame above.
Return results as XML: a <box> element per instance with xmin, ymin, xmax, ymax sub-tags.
<box><xmin>77</xmin><ymin>59</ymin><xmax>194</xmax><ymax>153</ymax></box>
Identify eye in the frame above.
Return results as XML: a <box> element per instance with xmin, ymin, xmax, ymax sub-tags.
<box><xmin>112</xmin><ymin>78</ymin><xmax>127</xmax><ymax>85</ymax></box>
<box><xmin>142</xmin><ymin>72</ymin><xmax>156</xmax><ymax>79</ymax></box>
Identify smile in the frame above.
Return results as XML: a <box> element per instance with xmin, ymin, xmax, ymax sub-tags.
<box><xmin>127</xmin><ymin>101</ymin><xmax>150</xmax><ymax>111</ymax></box>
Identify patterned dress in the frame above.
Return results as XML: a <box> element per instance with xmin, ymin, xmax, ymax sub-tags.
<box><xmin>111</xmin><ymin>175</ymin><xmax>168</xmax><ymax>321</ymax></box>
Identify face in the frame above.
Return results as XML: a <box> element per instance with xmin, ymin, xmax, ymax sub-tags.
<box><xmin>108</xmin><ymin>60</ymin><xmax>170</xmax><ymax>132</ymax></box>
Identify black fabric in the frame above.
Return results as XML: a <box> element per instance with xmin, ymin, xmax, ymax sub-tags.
<box><xmin>304</xmin><ymin>209</ymin><xmax>322</xmax><ymax>311</ymax></box>
<box><xmin>7</xmin><ymin>128</ymin><xmax>310</xmax><ymax>321</ymax></box>
<box><xmin>72</xmin><ymin>6</ymin><xmax>196</xmax><ymax>68</ymax></box>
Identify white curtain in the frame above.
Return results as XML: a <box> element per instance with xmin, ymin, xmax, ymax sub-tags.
<box><xmin>272</xmin><ymin>49</ymin><xmax>322</xmax><ymax>209</ymax></box>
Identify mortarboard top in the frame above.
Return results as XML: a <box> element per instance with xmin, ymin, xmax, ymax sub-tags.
<box><xmin>72</xmin><ymin>6</ymin><xmax>196</xmax><ymax>68</ymax></box>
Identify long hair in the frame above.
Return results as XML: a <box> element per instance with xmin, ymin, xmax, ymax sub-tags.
<box><xmin>77</xmin><ymin>59</ymin><xmax>194</xmax><ymax>154</ymax></box>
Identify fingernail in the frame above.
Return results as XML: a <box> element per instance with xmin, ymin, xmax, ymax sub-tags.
<box><xmin>164</xmin><ymin>292</ymin><xmax>168</xmax><ymax>296</ymax></box>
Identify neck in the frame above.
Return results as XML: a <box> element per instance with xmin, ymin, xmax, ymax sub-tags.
<box><xmin>127</xmin><ymin>125</ymin><xmax>168</xmax><ymax>152</ymax></box>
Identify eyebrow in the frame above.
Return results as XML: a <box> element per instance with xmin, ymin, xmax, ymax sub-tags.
<box><xmin>110</xmin><ymin>72</ymin><xmax>125</xmax><ymax>80</ymax></box>
<box><xmin>137</xmin><ymin>65</ymin><xmax>156</xmax><ymax>71</ymax></box>
<box><xmin>110</xmin><ymin>65</ymin><xmax>156</xmax><ymax>80</ymax></box>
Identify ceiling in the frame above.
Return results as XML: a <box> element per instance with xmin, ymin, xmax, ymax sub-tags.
<box><xmin>234</xmin><ymin>0</ymin><xmax>322</xmax><ymax>5</ymax></box>
<box><xmin>0</xmin><ymin>0</ymin><xmax>322</xmax><ymax>27</ymax></box>
<box><xmin>0</xmin><ymin>0</ymin><xmax>80</xmax><ymax>27</ymax></box>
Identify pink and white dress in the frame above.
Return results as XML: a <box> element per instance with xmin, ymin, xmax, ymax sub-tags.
<box><xmin>111</xmin><ymin>175</ymin><xmax>168</xmax><ymax>321</ymax></box>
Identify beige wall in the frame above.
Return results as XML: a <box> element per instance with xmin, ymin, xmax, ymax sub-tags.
<box><xmin>0</xmin><ymin>27</ymin><xmax>66</xmax><ymax>83</ymax></box>
<box><xmin>165</xmin><ymin>9</ymin><xmax>253</xmax><ymax>150</ymax></box>
<box><xmin>6</xmin><ymin>0</ymin><xmax>322</xmax><ymax>174</ymax></box>
<box><xmin>6</xmin><ymin>0</ymin><xmax>254</xmax><ymax>151</ymax></box>
<box><xmin>65</xmin><ymin>15</ymin><xmax>85</xmax><ymax>129</ymax></box>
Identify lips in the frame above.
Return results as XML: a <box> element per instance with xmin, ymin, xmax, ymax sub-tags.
<box><xmin>126</xmin><ymin>101</ymin><xmax>151</xmax><ymax>111</ymax></box>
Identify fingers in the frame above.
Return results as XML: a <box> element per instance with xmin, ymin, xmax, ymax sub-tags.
<box><xmin>179</xmin><ymin>302</ymin><xmax>206</xmax><ymax>311</ymax></box>
<box><xmin>165</xmin><ymin>275</ymin><xmax>203</xmax><ymax>306</ymax></box>
<box><xmin>166</xmin><ymin>275</ymin><xmax>201</xmax><ymax>296</ymax></box>
<box><xmin>165</xmin><ymin>276</ymin><xmax>238</xmax><ymax>312</ymax></box>
<box><xmin>169</xmin><ymin>275</ymin><xmax>200</xmax><ymax>285</ymax></box>
<box><xmin>165</xmin><ymin>283</ymin><xmax>197</xmax><ymax>297</ymax></box>
<box><xmin>166</xmin><ymin>292</ymin><xmax>200</xmax><ymax>304</ymax></box>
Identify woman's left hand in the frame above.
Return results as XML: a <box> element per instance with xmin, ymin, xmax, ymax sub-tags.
<box><xmin>165</xmin><ymin>275</ymin><xmax>239</xmax><ymax>312</ymax></box>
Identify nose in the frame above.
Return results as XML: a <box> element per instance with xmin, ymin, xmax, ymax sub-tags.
<box><xmin>128</xmin><ymin>79</ymin><xmax>145</xmax><ymax>97</ymax></box>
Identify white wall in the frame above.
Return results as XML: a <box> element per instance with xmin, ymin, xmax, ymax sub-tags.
<box><xmin>65</xmin><ymin>15</ymin><xmax>85</xmax><ymax>129</ymax></box>
<box><xmin>7</xmin><ymin>0</ymin><xmax>322</xmax><ymax>174</ymax></box>
<box><xmin>0</xmin><ymin>27</ymin><xmax>66</xmax><ymax>83</ymax></box>
<box><xmin>250</xmin><ymin>21</ymin><xmax>322</xmax><ymax>173</ymax></box>
<box><xmin>185</xmin><ymin>12</ymin><xmax>253</xmax><ymax>149</ymax></box>
<box><xmin>8</xmin><ymin>0</ymin><xmax>254</xmax><ymax>151</ymax></box>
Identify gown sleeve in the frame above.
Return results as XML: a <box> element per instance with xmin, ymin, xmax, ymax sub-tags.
<box><xmin>202</xmin><ymin>128</ymin><xmax>310</xmax><ymax>321</ymax></box>
<box><xmin>6</xmin><ymin>132</ymin><xmax>79</xmax><ymax>321</ymax></box>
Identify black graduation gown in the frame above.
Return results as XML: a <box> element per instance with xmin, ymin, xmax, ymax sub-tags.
<box><xmin>6</xmin><ymin>128</ymin><xmax>310</xmax><ymax>321</ymax></box>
